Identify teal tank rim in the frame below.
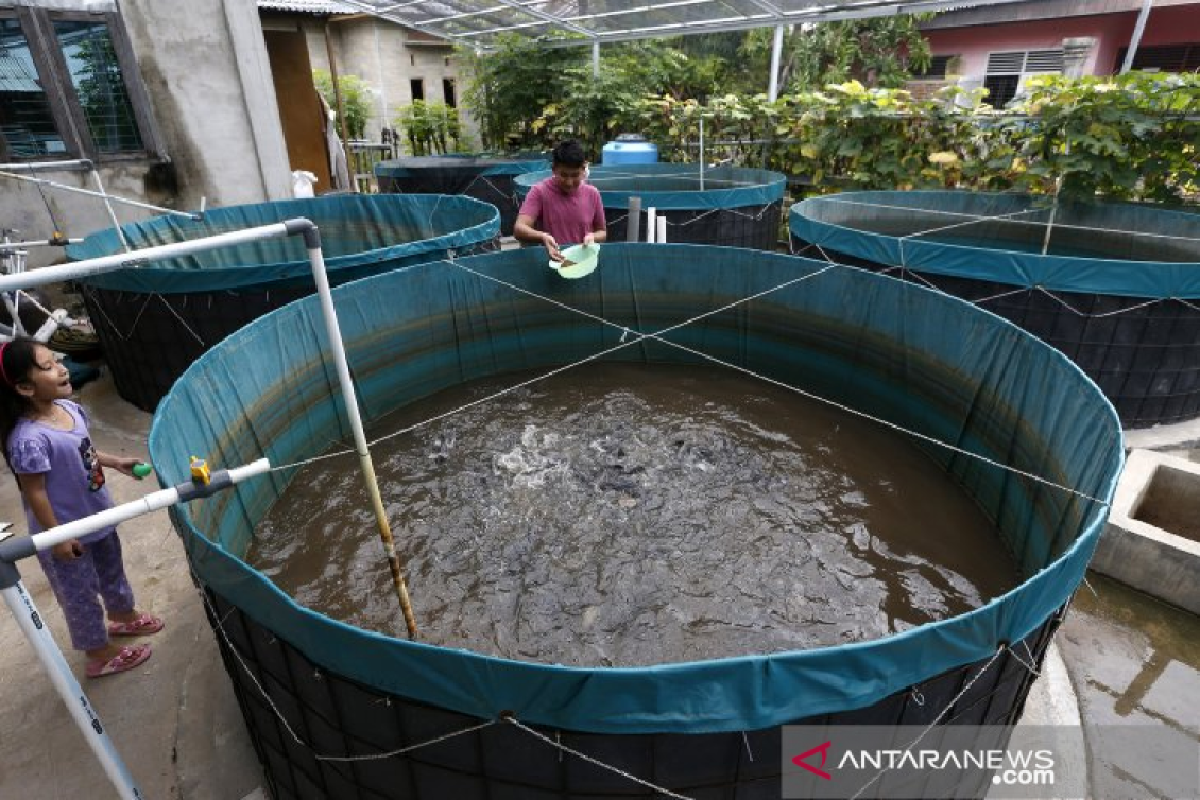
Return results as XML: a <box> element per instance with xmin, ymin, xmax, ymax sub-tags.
<box><xmin>66</xmin><ymin>194</ymin><xmax>500</xmax><ymax>294</ymax></box>
<box><xmin>789</xmin><ymin>190</ymin><xmax>1200</xmax><ymax>299</ymax></box>
<box><xmin>515</xmin><ymin>164</ymin><xmax>786</xmax><ymax>211</ymax></box>
<box><xmin>375</xmin><ymin>156</ymin><xmax>549</xmax><ymax>178</ymax></box>
<box><xmin>149</xmin><ymin>243</ymin><xmax>1123</xmax><ymax>734</ymax></box>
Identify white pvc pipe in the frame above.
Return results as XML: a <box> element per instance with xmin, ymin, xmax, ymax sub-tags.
<box><xmin>90</xmin><ymin>167</ymin><xmax>131</xmax><ymax>253</ymax></box>
<box><xmin>2</xmin><ymin>583</ymin><xmax>142</xmax><ymax>800</ymax></box>
<box><xmin>28</xmin><ymin>458</ymin><xmax>271</xmax><ymax>551</ymax></box>
<box><xmin>0</xmin><ymin>239</ymin><xmax>83</xmax><ymax>248</ymax></box>
<box><xmin>699</xmin><ymin>116</ymin><xmax>705</xmax><ymax>190</ymax></box>
<box><xmin>305</xmin><ymin>245</ymin><xmax>418</xmax><ymax>637</ymax></box>
<box><xmin>0</xmin><ymin>159</ymin><xmax>92</xmax><ymax>171</ymax></box>
<box><xmin>656</xmin><ymin>216</ymin><xmax>667</xmax><ymax>244</ymax></box>
<box><xmin>646</xmin><ymin>207</ymin><xmax>657</xmax><ymax>243</ymax></box>
<box><xmin>0</xmin><ymin>222</ymin><xmax>293</xmax><ymax>292</ymax></box>
<box><xmin>0</xmin><ymin>169</ymin><xmax>198</xmax><ymax>221</ymax></box>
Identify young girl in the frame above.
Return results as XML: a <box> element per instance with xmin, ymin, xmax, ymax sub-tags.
<box><xmin>1</xmin><ymin>338</ymin><xmax>163</xmax><ymax>678</ymax></box>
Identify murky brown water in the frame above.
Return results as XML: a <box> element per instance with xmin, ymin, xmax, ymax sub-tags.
<box><xmin>250</xmin><ymin>363</ymin><xmax>1018</xmax><ymax>666</ymax></box>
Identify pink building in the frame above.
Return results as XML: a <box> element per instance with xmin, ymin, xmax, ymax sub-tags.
<box><xmin>913</xmin><ymin>0</ymin><xmax>1200</xmax><ymax>105</ymax></box>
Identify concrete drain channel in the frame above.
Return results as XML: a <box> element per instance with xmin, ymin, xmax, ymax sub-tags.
<box><xmin>1093</xmin><ymin>449</ymin><xmax>1200</xmax><ymax>615</ymax></box>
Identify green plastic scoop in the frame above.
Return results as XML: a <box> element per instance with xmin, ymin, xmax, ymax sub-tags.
<box><xmin>550</xmin><ymin>243</ymin><xmax>600</xmax><ymax>279</ymax></box>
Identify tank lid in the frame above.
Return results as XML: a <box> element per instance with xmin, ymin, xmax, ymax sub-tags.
<box><xmin>613</xmin><ymin>133</ymin><xmax>648</xmax><ymax>142</ymax></box>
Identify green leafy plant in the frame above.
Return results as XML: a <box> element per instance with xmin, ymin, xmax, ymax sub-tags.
<box><xmin>394</xmin><ymin>100</ymin><xmax>463</xmax><ymax>156</ymax></box>
<box><xmin>634</xmin><ymin>72</ymin><xmax>1199</xmax><ymax>204</ymax></box>
<box><xmin>1007</xmin><ymin>72</ymin><xmax>1200</xmax><ymax>203</ymax></box>
<box><xmin>312</xmin><ymin>69</ymin><xmax>373</xmax><ymax>141</ymax></box>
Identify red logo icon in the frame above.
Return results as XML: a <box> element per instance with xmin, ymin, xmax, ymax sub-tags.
<box><xmin>792</xmin><ymin>741</ymin><xmax>833</xmax><ymax>780</ymax></box>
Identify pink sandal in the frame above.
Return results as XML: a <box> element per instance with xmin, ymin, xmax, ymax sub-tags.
<box><xmin>107</xmin><ymin>613</ymin><xmax>164</xmax><ymax>637</ymax></box>
<box><xmin>86</xmin><ymin>644</ymin><xmax>152</xmax><ymax>679</ymax></box>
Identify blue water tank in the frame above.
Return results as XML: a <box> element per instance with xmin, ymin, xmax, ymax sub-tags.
<box><xmin>602</xmin><ymin>134</ymin><xmax>658</xmax><ymax>165</ymax></box>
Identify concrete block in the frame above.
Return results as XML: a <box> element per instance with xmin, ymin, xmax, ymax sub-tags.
<box><xmin>1091</xmin><ymin>449</ymin><xmax>1200</xmax><ymax>614</ymax></box>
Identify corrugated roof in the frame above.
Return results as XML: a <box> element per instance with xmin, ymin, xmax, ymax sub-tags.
<box><xmin>257</xmin><ymin>0</ymin><xmax>359</xmax><ymax>15</ymax></box>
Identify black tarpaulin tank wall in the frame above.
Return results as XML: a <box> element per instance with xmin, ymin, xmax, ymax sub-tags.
<box><xmin>515</xmin><ymin>164</ymin><xmax>787</xmax><ymax>250</ymax></box>
<box><xmin>149</xmin><ymin>244</ymin><xmax>1122</xmax><ymax>799</ymax></box>
<box><xmin>789</xmin><ymin>190</ymin><xmax>1200</xmax><ymax>428</ymax></box>
<box><xmin>375</xmin><ymin>155</ymin><xmax>549</xmax><ymax>236</ymax></box>
<box><xmin>67</xmin><ymin>194</ymin><xmax>499</xmax><ymax>412</ymax></box>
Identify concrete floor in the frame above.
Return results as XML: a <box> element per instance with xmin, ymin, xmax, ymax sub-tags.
<box><xmin>0</xmin><ymin>373</ymin><xmax>264</xmax><ymax>800</ymax></box>
<box><xmin>1</xmin><ymin>368</ymin><xmax>1197</xmax><ymax>799</ymax></box>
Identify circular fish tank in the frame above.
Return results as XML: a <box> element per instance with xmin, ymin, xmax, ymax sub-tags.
<box><xmin>515</xmin><ymin>164</ymin><xmax>787</xmax><ymax>250</ymax></box>
<box><xmin>150</xmin><ymin>244</ymin><xmax>1122</xmax><ymax>799</ymax></box>
<box><xmin>375</xmin><ymin>155</ymin><xmax>549</xmax><ymax>236</ymax></box>
<box><xmin>68</xmin><ymin>194</ymin><xmax>499</xmax><ymax>412</ymax></box>
<box><xmin>789</xmin><ymin>190</ymin><xmax>1200</xmax><ymax>428</ymax></box>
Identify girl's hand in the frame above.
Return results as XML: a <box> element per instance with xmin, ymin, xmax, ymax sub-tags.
<box><xmin>107</xmin><ymin>456</ymin><xmax>141</xmax><ymax>477</ymax></box>
<box><xmin>52</xmin><ymin>539</ymin><xmax>83</xmax><ymax>560</ymax></box>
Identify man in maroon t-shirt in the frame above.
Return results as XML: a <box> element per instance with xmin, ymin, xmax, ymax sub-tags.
<box><xmin>515</xmin><ymin>139</ymin><xmax>607</xmax><ymax>264</ymax></box>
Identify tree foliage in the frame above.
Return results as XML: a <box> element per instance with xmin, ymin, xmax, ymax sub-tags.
<box><xmin>312</xmin><ymin>69</ymin><xmax>373</xmax><ymax>140</ymax></box>
<box><xmin>634</xmin><ymin>72</ymin><xmax>1200</xmax><ymax>204</ymax></box>
<box><xmin>783</xmin><ymin>17</ymin><xmax>932</xmax><ymax>90</ymax></box>
<box><xmin>453</xmin><ymin>19</ymin><xmax>1197</xmax><ymax>205</ymax></box>
<box><xmin>458</xmin><ymin>35</ymin><xmax>727</xmax><ymax>154</ymax></box>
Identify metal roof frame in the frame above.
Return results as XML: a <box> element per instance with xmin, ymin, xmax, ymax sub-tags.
<box><xmin>325</xmin><ymin>0</ymin><xmax>1034</xmax><ymax>47</ymax></box>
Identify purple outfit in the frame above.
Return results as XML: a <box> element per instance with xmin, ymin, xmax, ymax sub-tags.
<box><xmin>8</xmin><ymin>400</ymin><xmax>134</xmax><ymax>650</ymax></box>
<box><xmin>518</xmin><ymin>178</ymin><xmax>605</xmax><ymax>245</ymax></box>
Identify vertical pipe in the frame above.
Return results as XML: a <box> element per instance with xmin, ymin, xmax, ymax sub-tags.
<box><xmin>1121</xmin><ymin>0</ymin><xmax>1154</xmax><ymax>74</ymax></box>
<box><xmin>656</xmin><ymin>216</ymin><xmax>667</xmax><ymax>244</ymax></box>
<box><xmin>306</xmin><ymin>240</ymin><xmax>418</xmax><ymax>637</ymax></box>
<box><xmin>699</xmin><ymin>116</ymin><xmax>705</xmax><ymax>191</ymax></box>
<box><xmin>646</xmin><ymin>207</ymin><xmax>657</xmax><ymax>243</ymax></box>
<box><xmin>373</xmin><ymin>20</ymin><xmax>388</xmax><ymax>141</ymax></box>
<box><xmin>768</xmin><ymin>24</ymin><xmax>785</xmax><ymax>102</ymax></box>
<box><xmin>2</xmin><ymin>583</ymin><xmax>142</xmax><ymax>799</ymax></box>
<box><xmin>324</xmin><ymin>19</ymin><xmax>358</xmax><ymax>193</ymax></box>
<box><xmin>592</xmin><ymin>40</ymin><xmax>600</xmax><ymax>78</ymax></box>
<box><xmin>627</xmin><ymin>196</ymin><xmax>642</xmax><ymax>242</ymax></box>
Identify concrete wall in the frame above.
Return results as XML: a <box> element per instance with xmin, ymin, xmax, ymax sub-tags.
<box><xmin>292</xmin><ymin>15</ymin><xmax>471</xmax><ymax>147</ymax></box>
<box><xmin>924</xmin><ymin>4</ymin><xmax>1200</xmax><ymax>78</ymax></box>
<box><xmin>2</xmin><ymin>0</ymin><xmax>292</xmax><ymax>269</ymax></box>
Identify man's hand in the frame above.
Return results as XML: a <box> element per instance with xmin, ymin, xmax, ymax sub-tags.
<box><xmin>583</xmin><ymin>233</ymin><xmax>596</xmax><ymax>248</ymax></box>
<box><xmin>543</xmin><ymin>233</ymin><xmax>564</xmax><ymax>263</ymax></box>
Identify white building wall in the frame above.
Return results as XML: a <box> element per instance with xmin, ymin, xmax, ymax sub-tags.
<box><xmin>294</xmin><ymin>15</ymin><xmax>472</xmax><ymax>148</ymax></box>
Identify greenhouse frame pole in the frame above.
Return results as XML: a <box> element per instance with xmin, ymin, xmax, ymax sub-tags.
<box><xmin>768</xmin><ymin>24</ymin><xmax>784</xmax><ymax>101</ymax></box>
<box><xmin>1120</xmin><ymin>0</ymin><xmax>1154</xmax><ymax>74</ymax></box>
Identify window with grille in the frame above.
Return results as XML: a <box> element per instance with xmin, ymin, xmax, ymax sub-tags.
<box><xmin>0</xmin><ymin>18</ymin><xmax>65</xmax><ymax>158</ymax></box>
<box><xmin>0</xmin><ymin>8</ymin><xmax>160</xmax><ymax>161</ymax></box>
<box><xmin>984</xmin><ymin>49</ymin><xmax>1063</xmax><ymax>107</ymax></box>
<box><xmin>54</xmin><ymin>20</ymin><xmax>142</xmax><ymax>153</ymax></box>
